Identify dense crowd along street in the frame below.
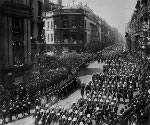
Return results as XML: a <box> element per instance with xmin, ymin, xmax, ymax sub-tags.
<box><xmin>1</xmin><ymin>44</ymin><xmax>150</xmax><ymax>125</ymax></box>
<box><xmin>1</xmin><ymin>0</ymin><xmax>150</xmax><ymax>125</ymax></box>
<box><xmin>31</xmin><ymin>52</ymin><xmax>150</xmax><ymax>125</ymax></box>
<box><xmin>1</xmin><ymin>42</ymin><xmax>150</xmax><ymax>125</ymax></box>
<box><xmin>0</xmin><ymin>53</ymin><xmax>96</xmax><ymax>125</ymax></box>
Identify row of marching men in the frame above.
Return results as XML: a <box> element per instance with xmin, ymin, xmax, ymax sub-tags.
<box><xmin>1</xmin><ymin>94</ymin><xmax>31</xmax><ymax>123</ymax></box>
<box><xmin>118</xmin><ymin>83</ymin><xmax>150</xmax><ymax>125</ymax></box>
<box><xmin>0</xmin><ymin>76</ymin><xmax>79</xmax><ymax>124</ymax></box>
<box><xmin>34</xmin><ymin>76</ymin><xmax>79</xmax><ymax>106</ymax></box>
<box><xmin>103</xmin><ymin>58</ymin><xmax>141</xmax><ymax>78</ymax></box>
<box><xmin>34</xmin><ymin>89</ymin><xmax>119</xmax><ymax>125</ymax></box>
<box><xmin>34</xmin><ymin>71</ymin><xmax>139</xmax><ymax>125</ymax></box>
<box><xmin>89</xmin><ymin>73</ymin><xmax>137</xmax><ymax>104</ymax></box>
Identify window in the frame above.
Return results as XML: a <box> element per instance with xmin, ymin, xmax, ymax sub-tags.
<box><xmin>51</xmin><ymin>34</ymin><xmax>53</xmax><ymax>42</ymax></box>
<box><xmin>12</xmin><ymin>17</ymin><xmax>24</xmax><ymax>34</ymax></box>
<box><xmin>63</xmin><ymin>21</ymin><xmax>68</xmax><ymax>28</ymax></box>
<box><xmin>54</xmin><ymin>20</ymin><xmax>57</xmax><ymax>29</ymax></box>
<box><xmin>48</xmin><ymin>34</ymin><xmax>49</xmax><ymax>42</ymax></box>
<box><xmin>51</xmin><ymin>21</ymin><xmax>53</xmax><ymax>29</ymax></box>
<box><xmin>71</xmin><ymin>16</ymin><xmax>76</xmax><ymax>28</ymax></box>
<box><xmin>47</xmin><ymin>22</ymin><xmax>49</xmax><ymax>29</ymax></box>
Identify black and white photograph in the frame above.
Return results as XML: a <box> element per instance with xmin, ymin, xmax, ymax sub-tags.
<box><xmin>0</xmin><ymin>0</ymin><xmax>150</xmax><ymax>125</ymax></box>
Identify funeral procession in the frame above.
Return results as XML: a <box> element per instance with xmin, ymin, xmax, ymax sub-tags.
<box><xmin>0</xmin><ymin>0</ymin><xmax>150</xmax><ymax>125</ymax></box>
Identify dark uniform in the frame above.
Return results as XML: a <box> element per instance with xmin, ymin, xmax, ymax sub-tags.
<box><xmin>1</xmin><ymin>104</ymin><xmax>7</xmax><ymax>123</ymax></box>
<box><xmin>8</xmin><ymin>101</ymin><xmax>14</xmax><ymax>121</ymax></box>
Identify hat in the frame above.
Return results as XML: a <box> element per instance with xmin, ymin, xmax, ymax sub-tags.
<box><xmin>75</xmin><ymin>110</ymin><xmax>78</xmax><ymax>114</ymax></box>
<box><xmin>38</xmin><ymin>120</ymin><xmax>42</xmax><ymax>125</ymax></box>
<box><xmin>106</xmin><ymin>99</ymin><xmax>109</xmax><ymax>103</ymax></box>
<box><xmin>96</xmin><ymin>107</ymin><xmax>100</xmax><ymax>111</ymax></box>
<box><xmin>46</xmin><ymin>110</ymin><xmax>49</xmax><ymax>113</ymax></box>
<box><xmin>103</xmin><ymin>95</ymin><xmax>106</xmax><ymax>99</ymax></box>
<box><xmin>51</xmin><ymin>110</ymin><xmax>55</xmax><ymax>113</ymax></box>
<box><xmin>68</xmin><ymin>117</ymin><xmax>72</xmax><ymax>120</ymax></box>
<box><xmin>94</xmin><ymin>98</ymin><xmax>98</xmax><ymax>102</ymax></box>
<box><xmin>87</xmin><ymin>114</ymin><xmax>90</xmax><ymax>118</ymax></box>
<box><xmin>88</xmin><ymin>98</ymin><xmax>91</xmax><ymax>101</ymax></box>
<box><xmin>109</xmin><ymin>96</ymin><xmax>112</xmax><ymax>99</ymax></box>
<box><xmin>79</xmin><ymin>112</ymin><xmax>83</xmax><ymax>116</ymax></box>
<box><xmin>36</xmin><ymin>106</ymin><xmax>39</xmax><ymax>110</ymax></box>
<box><xmin>100</xmin><ymin>99</ymin><xmax>103</xmax><ymax>102</ymax></box>
<box><xmin>148</xmin><ymin>89</ymin><xmax>150</xmax><ymax>94</ymax></box>
<box><xmin>80</xmin><ymin>122</ymin><xmax>84</xmax><ymax>125</ymax></box>
<box><xmin>62</xmin><ymin>115</ymin><xmax>66</xmax><ymax>119</ymax></box>
<box><xmin>73</xmin><ymin>101</ymin><xmax>76</xmax><ymax>104</ymax></box>
<box><xmin>114</xmin><ymin>98</ymin><xmax>117</xmax><ymax>101</ymax></box>
<box><xmin>40</xmin><ymin>109</ymin><xmax>44</xmax><ymax>113</ymax></box>
<box><xmin>45</xmin><ymin>104</ymin><xmax>49</xmax><ymax>108</ymax></box>
<box><xmin>72</xmin><ymin>117</ymin><xmax>77</xmax><ymax>121</ymax></box>
<box><xmin>56</xmin><ymin>113</ymin><xmax>60</xmax><ymax>116</ymax></box>
<box><xmin>69</xmin><ymin>109</ymin><xmax>73</xmax><ymax>113</ymax></box>
<box><xmin>111</xmin><ymin>102</ymin><xmax>114</xmax><ymax>105</ymax></box>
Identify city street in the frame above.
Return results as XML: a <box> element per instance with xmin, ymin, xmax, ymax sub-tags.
<box><xmin>2</xmin><ymin>61</ymin><xmax>103</xmax><ymax>125</ymax></box>
<box><xmin>1</xmin><ymin>0</ymin><xmax>150</xmax><ymax>125</ymax></box>
<box><xmin>2</xmin><ymin>61</ymin><xmax>139</xmax><ymax>125</ymax></box>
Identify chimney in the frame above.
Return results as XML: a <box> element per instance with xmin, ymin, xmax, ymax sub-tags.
<box><xmin>57</xmin><ymin>0</ymin><xmax>62</xmax><ymax>7</ymax></box>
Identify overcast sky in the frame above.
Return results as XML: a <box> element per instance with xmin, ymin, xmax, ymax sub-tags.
<box><xmin>50</xmin><ymin>0</ymin><xmax>137</xmax><ymax>36</ymax></box>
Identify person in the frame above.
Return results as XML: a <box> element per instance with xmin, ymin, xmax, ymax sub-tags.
<box><xmin>95</xmin><ymin>107</ymin><xmax>101</xmax><ymax>125</ymax></box>
<box><xmin>26</xmin><ymin>96</ymin><xmax>31</xmax><ymax>115</ymax></box>
<box><xmin>8</xmin><ymin>100</ymin><xmax>13</xmax><ymax>122</ymax></box>
<box><xmin>86</xmin><ymin>114</ymin><xmax>92</xmax><ymax>125</ymax></box>
<box><xmin>80</xmin><ymin>82</ymin><xmax>85</xmax><ymax>98</ymax></box>
<box><xmin>1</xmin><ymin>103</ymin><xmax>7</xmax><ymax>123</ymax></box>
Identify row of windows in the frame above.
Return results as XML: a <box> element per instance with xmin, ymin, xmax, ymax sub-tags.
<box><xmin>47</xmin><ymin>21</ymin><xmax>53</xmax><ymax>29</ymax></box>
<box><xmin>47</xmin><ymin>34</ymin><xmax>53</xmax><ymax>42</ymax></box>
<box><xmin>47</xmin><ymin>21</ymin><xmax>86</xmax><ymax>29</ymax></box>
<box><xmin>47</xmin><ymin>20</ymin><xmax>86</xmax><ymax>29</ymax></box>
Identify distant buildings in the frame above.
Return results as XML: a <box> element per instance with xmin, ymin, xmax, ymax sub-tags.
<box><xmin>126</xmin><ymin>0</ymin><xmax>150</xmax><ymax>54</ymax></box>
<box><xmin>43</xmin><ymin>0</ymin><xmax>123</xmax><ymax>54</ymax></box>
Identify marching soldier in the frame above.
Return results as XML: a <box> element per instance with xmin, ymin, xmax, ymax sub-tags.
<box><xmin>14</xmin><ymin>99</ymin><xmax>19</xmax><ymax>119</ymax></box>
<box><xmin>80</xmin><ymin>82</ymin><xmax>85</xmax><ymax>98</ymax></box>
<box><xmin>86</xmin><ymin>114</ymin><xmax>93</xmax><ymax>125</ymax></box>
<box><xmin>8</xmin><ymin>100</ymin><xmax>13</xmax><ymax>122</ymax></box>
<box><xmin>26</xmin><ymin>96</ymin><xmax>31</xmax><ymax>115</ymax></box>
<box><xmin>122</xmin><ymin>84</ymin><xmax>127</xmax><ymax>105</ymax></box>
<box><xmin>22</xmin><ymin>98</ymin><xmax>27</xmax><ymax>117</ymax></box>
<box><xmin>1</xmin><ymin>103</ymin><xmax>7</xmax><ymax>123</ymax></box>
<box><xmin>95</xmin><ymin>107</ymin><xmax>101</xmax><ymax>125</ymax></box>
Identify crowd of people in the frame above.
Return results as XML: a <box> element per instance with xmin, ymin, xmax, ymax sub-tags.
<box><xmin>33</xmin><ymin>53</ymin><xmax>150</xmax><ymax>125</ymax></box>
<box><xmin>0</xmin><ymin>53</ymin><xmax>95</xmax><ymax>124</ymax></box>
<box><xmin>1</xmin><ymin>48</ymin><xmax>150</xmax><ymax>125</ymax></box>
<box><xmin>0</xmin><ymin>67</ymin><xmax>78</xmax><ymax>123</ymax></box>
